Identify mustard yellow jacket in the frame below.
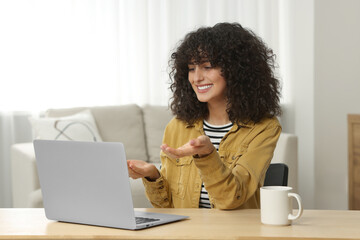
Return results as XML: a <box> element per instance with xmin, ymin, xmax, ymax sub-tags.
<box><xmin>143</xmin><ymin>117</ymin><xmax>281</xmax><ymax>210</ymax></box>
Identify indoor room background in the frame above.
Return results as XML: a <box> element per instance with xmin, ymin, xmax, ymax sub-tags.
<box><xmin>1</xmin><ymin>0</ymin><xmax>359</xmax><ymax>210</ymax></box>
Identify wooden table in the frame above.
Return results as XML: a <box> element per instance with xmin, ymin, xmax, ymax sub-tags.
<box><xmin>1</xmin><ymin>208</ymin><xmax>360</xmax><ymax>240</ymax></box>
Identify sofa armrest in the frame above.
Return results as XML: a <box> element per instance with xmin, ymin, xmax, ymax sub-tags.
<box><xmin>11</xmin><ymin>142</ymin><xmax>40</xmax><ymax>207</ymax></box>
<box><xmin>272</xmin><ymin>133</ymin><xmax>298</xmax><ymax>192</ymax></box>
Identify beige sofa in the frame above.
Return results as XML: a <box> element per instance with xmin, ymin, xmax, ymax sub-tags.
<box><xmin>11</xmin><ymin>104</ymin><xmax>298</xmax><ymax>208</ymax></box>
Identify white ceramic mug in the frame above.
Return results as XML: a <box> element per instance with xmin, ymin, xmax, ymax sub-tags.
<box><xmin>260</xmin><ymin>186</ymin><xmax>303</xmax><ymax>226</ymax></box>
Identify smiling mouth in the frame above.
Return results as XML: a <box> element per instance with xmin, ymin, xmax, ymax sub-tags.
<box><xmin>197</xmin><ymin>84</ymin><xmax>213</xmax><ymax>91</ymax></box>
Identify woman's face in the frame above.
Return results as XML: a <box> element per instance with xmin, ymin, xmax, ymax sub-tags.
<box><xmin>188</xmin><ymin>61</ymin><xmax>227</xmax><ymax>104</ymax></box>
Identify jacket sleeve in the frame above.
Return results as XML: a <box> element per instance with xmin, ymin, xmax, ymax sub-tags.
<box><xmin>142</xmin><ymin>148</ymin><xmax>177</xmax><ymax>208</ymax></box>
<box><xmin>142</xmin><ymin>169</ymin><xmax>173</xmax><ymax>208</ymax></box>
<box><xmin>194</xmin><ymin>123</ymin><xmax>282</xmax><ymax>210</ymax></box>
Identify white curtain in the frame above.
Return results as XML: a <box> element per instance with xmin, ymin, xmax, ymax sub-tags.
<box><xmin>0</xmin><ymin>0</ymin><xmax>284</xmax><ymax>207</ymax></box>
<box><xmin>117</xmin><ymin>0</ymin><xmax>283</xmax><ymax>106</ymax></box>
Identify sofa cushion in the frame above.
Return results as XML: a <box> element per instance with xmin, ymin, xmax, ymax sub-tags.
<box><xmin>46</xmin><ymin>104</ymin><xmax>148</xmax><ymax>161</ymax></box>
<box><xmin>142</xmin><ymin>105</ymin><xmax>173</xmax><ymax>163</ymax></box>
<box><xmin>30</xmin><ymin>109</ymin><xmax>102</xmax><ymax>142</ymax></box>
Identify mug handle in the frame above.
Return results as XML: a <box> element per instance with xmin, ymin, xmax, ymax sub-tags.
<box><xmin>288</xmin><ymin>193</ymin><xmax>303</xmax><ymax>221</ymax></box>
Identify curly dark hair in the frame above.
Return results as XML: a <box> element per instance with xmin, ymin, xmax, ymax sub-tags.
<box><xmin>169</xmin><ymin>22</ymin><xmax>282</xmax><ymax>125</ymax></box>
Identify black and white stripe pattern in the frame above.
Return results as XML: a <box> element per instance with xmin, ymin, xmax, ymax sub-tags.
<box><xmin>199</xmin><ymin>186</ymin><xmax>211</xmax><ymax>208</ymax></box>
<box><xmin>199</xmin><ymin>120</ymin><xmax>233</xmax><ymax>209</ymax></box>
<box><xmin>203</xmin><ymin>120</ymin><xmax>233</xmax><ymax>151</ymax></box>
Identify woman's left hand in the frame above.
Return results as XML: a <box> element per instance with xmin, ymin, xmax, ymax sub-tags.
<box><xmin>161</xmin><ymin>135</ymin><xmax>215</xmax><ymax>159</ymax></box>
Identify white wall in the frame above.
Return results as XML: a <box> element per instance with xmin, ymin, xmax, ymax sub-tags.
<box><xmin>281</xmin><ymin>0</ymin><xmax>360</xmax><ymax>210</ymax></box>
<box><xmin>314</xmin><ymin>0</ymin><xmax>360</xmax><ymax>209</ymax></box>
<box><xmin>279</xmin><ymin>0</ymin><xmax>315</xmax><ymax>209</ymax></box>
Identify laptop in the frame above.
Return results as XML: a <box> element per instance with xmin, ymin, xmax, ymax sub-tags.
<box><xmin>33</xmin><ymin>139</ymin><xmax>188</xmax><ymax>230</ymax></box>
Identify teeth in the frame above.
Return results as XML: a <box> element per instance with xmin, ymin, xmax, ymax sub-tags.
<box><xmin>198</xmin><ymin>85</ymin><xmax>212</xmax><ymax>90</ymax></box>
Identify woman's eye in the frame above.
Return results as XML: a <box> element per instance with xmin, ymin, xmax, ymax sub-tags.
<box><xmin>188</xmin><ymin>67</ymin><xmax>195</xmax><ymax>72</ymax></box>
<box><xmin>202</xmin><ymin>62</ymin><xmax>213</xmax><ymax>69</ymax></box>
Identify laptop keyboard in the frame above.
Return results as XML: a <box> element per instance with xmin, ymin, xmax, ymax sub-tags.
<box><xmin>135</xmin><ymin>217</ymin><xmax>160</xmax><ymax>224</ymax></box>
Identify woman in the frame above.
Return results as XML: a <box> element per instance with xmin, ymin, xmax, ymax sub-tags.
<box><xmin>127</xmin><ymin>22</ymin><xmax>282</xmax><ymax>210</ymax></box>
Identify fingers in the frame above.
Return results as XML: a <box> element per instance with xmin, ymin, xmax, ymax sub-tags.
<box><xmin>161</xmin><ymin>144</ymin><xmax>191</xmax><ymax>159</ymax></box>
<box><xmin>127</xmin><ymin>160</ymin><xmax>159</xmax><ymax>180</ymax></box>
<box><xmin>127</xmin><ymin>160</ymin><xmax>146</xmax><ymax>179</ymax></box>
<box><xmin>160</xmin><ymin>144</ymin><xmax>168</xmax><ymax>152</ymax></box>
<box><xmin>190</xmin><ymin>135</ymin><xmax>209</xmax><ymax>147</ymax></box>
<box><xmin>128</xmin><ymin>166</ymin><xmax>143</xmax><ymax>179</ymax></box>
<box><xmin>161</xmin><ymin>144</ymin><xmax>180</xmax><ymax>159</ymax></box>
<box><xmin>161</xmin><ymin>143</ymin><xmax>195</xmax><ymax>158</ymax></box>
<box><xmin>128</xmin><ymin>161</ymin><xmax>141</xmax><ymax>172</ymax></box>
<box><xmin>161</xmin><ymin>135</ymin><xmax>214</xmax><ymax>159</ymax></box>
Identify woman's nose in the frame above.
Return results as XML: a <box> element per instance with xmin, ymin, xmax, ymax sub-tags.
<box><xmin>193</xmin><ymin>68</ymin><xmax>204</xmax><ymax>83</ymax></box>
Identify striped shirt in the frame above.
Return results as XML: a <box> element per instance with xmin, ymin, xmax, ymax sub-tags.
<box><xmin>199</xmin><ymin>120</ymin><xmax>233</xmax><ymax>208</ymax></box>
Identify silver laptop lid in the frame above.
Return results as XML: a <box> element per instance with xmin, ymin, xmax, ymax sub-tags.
<box><xmin>34</xmin><ymin>140</ymin><xmax>137</xmax><ymax>229</ymax></box>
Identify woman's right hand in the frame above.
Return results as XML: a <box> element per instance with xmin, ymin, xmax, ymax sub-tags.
<box><xmin>127</xmin><ymin>159</ymin><xmax>160</xmax><ymax>181</ymax></box>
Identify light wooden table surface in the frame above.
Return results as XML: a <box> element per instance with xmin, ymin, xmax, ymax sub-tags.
<box><xmin>0</xmin><ymin>208</ymin><xmax>360</xmax><ymax>240</ymax></box>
